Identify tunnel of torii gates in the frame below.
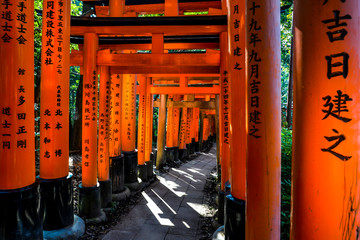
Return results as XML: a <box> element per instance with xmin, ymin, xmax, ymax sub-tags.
<box><xmin>0</xmin><ymin>0</ymin><xmax>359</xmax><ymax>239</ymax></box>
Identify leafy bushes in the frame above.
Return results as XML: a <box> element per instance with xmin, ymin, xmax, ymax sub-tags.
<box><xmin>281</xmin><ymin>128</ymin><xmax>292</xmax><ymax>239</ymax></box>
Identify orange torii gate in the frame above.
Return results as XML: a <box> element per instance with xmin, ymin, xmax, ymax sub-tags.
<box><xmin>0</xmin><ymin>0</ymin><xmax>309</xmax><ymax>239</ymax></box>
<box><xmin>68</xmin><ymin>11</ymin><xmax>224</xmax><ymax>219</ymax></box>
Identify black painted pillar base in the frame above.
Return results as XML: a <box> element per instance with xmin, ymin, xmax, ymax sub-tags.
<box><xmin>224</xmin><ymin>194</ymin><xmax>245</xmax><ymax>240</ymax></box>
<box><xmin>138</xmin><ymin>164</ymin><xmax>148</xmax><ymax>182</ymax></box>
<box><xmin>0</xmin><ymin>180</ymin><xmax>43</xmax><ymax>240</ymax></box>
<box><xmin>190</xmin><ymin>138</ymin><xmax>196</xmax><ymax>154</ymax></box>
<box><xmin>186</xmin><ymin>144</ymin><xmax>191</xmax><ymax>158</ymax></box>
<box><xmin>78</xmin><ymin>183</ymin><xmax>105</xmax><ymax>223</ymax></box>
<box><xmin>123</xmin><ymin>150</ymin><xmax>139</xmax><ymax>184</ymax></box>
<box><xmin>225</xmin><ymin>181</ymin><xmax>231</xmax><ymax>193</ymax></box>
<box><xmin>40</xmin><ymin>174</ymin><xmax>74</xmax><ymax>231</ymax></box>
<box><xmin>218</xmin><ymin>190</ymin><xmax>226</xmax><ymax>225</ymax></box>
<box><xmin>99</xmin><ymin>180</ymin><xmax>112</xmax><ymax>208</ymax></box>
<box><xmin>194</xmin><ymin>141</ymin><xmax>200</xmax><ymax>152</ymax></box>
<box><xmin>173</xmin><ymin>146</ymin><xmax>179</xmax><ymax>162</ymax></box>
<box><xmin>110</xmin><ymin>154</ymin><xmax>125</xmax><ymax>193</ymax></box>
<box><xmin>146</xmin><ymin>160</ymin><xmax>153</xmax><ymax>179</ymax></box>
<box><xmin>178</xmin><ymin>148</ymin><xmax>186</xmax><ymax>161</ymax></box>
<box><xmin>165</xmin><ymin>146</ymin><xmax>175</xmax><ymax>165</ymax></box>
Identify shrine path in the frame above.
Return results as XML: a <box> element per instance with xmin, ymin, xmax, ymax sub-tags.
<box><xmin>101</xmin><ymin>145</ymin><xmax>217</xmax><ymax>240</ymax></box>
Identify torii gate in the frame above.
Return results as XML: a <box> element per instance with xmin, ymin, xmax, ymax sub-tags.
<box><xmin>2</xmin><ymin>0</ymin><xmax>358</xmax><ymax>240</ymax></box>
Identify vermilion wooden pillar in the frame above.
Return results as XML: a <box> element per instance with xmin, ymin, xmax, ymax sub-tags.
<box><xmin>40</xmin><ymin>0</ymin><xmax>70</xmax><ymax>181</ymax></box>
<box><xmin>186</xmin><ymin>108</ymin><xmax>193</xmax><ymax>156</ymax></box>
<box><xmin>245</xmin><ymin>0</ymin><xmax>281</xmax><ymax>239</ymax></box>
<box><xmin>137</xmin><ymin>75</ymin><xmax>148</xmax><ymax>181</ymax></box>
<box><xmin>121</xmin><ymin>72</ymin><xmax>139</xmax><ymax>186</ymax></box>
<box><xmin>109</xmin><ymin>74</ymin><xmax>122</xmax><ymax>157</ymax></box>
<box><xmin>109</xmin><ymin>0</ymin><xmax>125</xmax><ymax>17</ymax></box>
<box><xmin>172</xmin><ymin>95</ymin><xmax>181</xmax><ymax>147</ymax></box>
<box><xmin>0</xmin><ymin>1</ymin><xmax>43</xmax><ymax>238</ymax></box>
<box><xmin>178</xmin><ymin>105</ymin><xmax>188</xmax><ymax>160</ymax></box>
<box><xmin>108</xmin><ymin>73</ymin><xmax>124</xmax><ymax>195</ymax></box>
<box><xmin>224</xmin><ymin>0</ymin><xmax>247</xmax><ymax>238</ymax></box>
<box><xmin>79</xmin><ymin>33</ymin><xmax>104</xmax><ymax>220</ymax></box>
<box><xmin>39</xmin><ymin>0</ymin><xmax>76</xmax><ymax>231</ymax></box>
<box><xmin>193</xmin><ymin>108</ymin><xmax>200</xmax><ymax>152</ymax></box>
<box><xmin>291</xmin><ymin>1</ymin><xmax>360</xmax><ymax>239</ymax></box>
<box><xmin>145</xmin><ymin>77</ymin><xmax>154</xmax><ymax>179</ymax></box>
<box><xmin>138</xmin><ymin>76</ymin><xmax>147</xmax><ymax>165</ymax></box>
<box><xmin>156</xmin><ymin>95</ymin><xmax>168</xmax><ymax>169</ymax></box>
<box><xmin>82</xmin><ymin>33</ymin><xmax>99</xmax><ymax>188</ymax></box>
<box><xmin>219</xmin><ymin>32</ymin><xmax>231</xmax><ymax>192</ymax></box>
<box><xmin>98</xmin><ymin>66</ymin><xmax>112</xmax><ymax>208</ymax></box>
<box><xmin>166</xmin><ymin>96</ymin><xmax>174</xmax><ymax>148</ymax></box>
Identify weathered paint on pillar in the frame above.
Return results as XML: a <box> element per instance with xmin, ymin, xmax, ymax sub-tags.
<box><xmin>156</xmin><ymin>94</ymin><xmax>167</xmax><ymax>169</ymax></box>
<box><xmin>98</xmin><ymin>66</ymin><xmax>110</xmax><ymax>181</ymax></box>
<box><xmin>145</xmin><ymin>77</ymin><xmax>153</xmax><ymax>162</ymax></box>
<box><xmin>220</xmin><ymin>32</ymin><xmax>231</xmax><ymax>190</ymax></box>
<box><xmin>227</xmin><ymin>0</ymin><xmax>246</xmax><ymax>200</ymax></box>
<box><xmin>245</xmin><ymin>0</ymin><xmax>281</xmax><ymax>239</ymax></box>
<box><xmin>0</xmin><ymin>0</ymin><xmax>35</xmax><ymax>190</ymax></box>
<box><xmin>40</xmin><ymin>0</ymin><xmax>70</xmax><ymax>179</ymax></box>
<box><xmin>172</xmin><ymin>95</ymin><xmax>181</xmax><ymax>147</ymax></box>
<box><xmin>82</xmin><ymin>33</ymin><xmax>99</xmax><ymax>188</ymax></box>
<box><xmin>166</xmin><ymin>95</ymin><xmax>174</xmax><ymax>148</ymax></box>
<box><xmin>121</xmin><ymin>73</ymin><xmax>136</xmax><ymax>152</ymax></box>
<box><xmin>137</xmin><ymin>75</ymin><xmax>147</xmax><ymax>165</ymax></box>
<box><xmin>109</xmin><ymin>74</ymin><xmax>122</xmax><ymax>157</ymax></box>
<box><xmin>291</xmin><ymin>1</ymin><xmax>360</xmax><ymax>239</ymax></box>
<box><xmin>179</xmin><ymin>106</ymin><xmax>188</xmax><ymax>150</ymax></box>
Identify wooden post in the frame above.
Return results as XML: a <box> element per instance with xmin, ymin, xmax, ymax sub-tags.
<box><xmin>121</xmin><ymin>71</ymin><xmax>138</xmax><ymax>185</ymax></box>
<box><xmin>165</xmin><ymin>0</ymin><xmax>179</xmax><ymax>16</ymax></box>
<box><xmin>79</xmin><ymin>33</ymin><xmax>104</xmax><ymax>220</ymax></box>
<box><xmin>156</xmin><ymin>94</ymin><xmax>168</xmax><ymax>169</ymax></box>
<box><xmin>137</xmin><ymin>75</ymin><xmax>147</xmax><ymax>166</ymax></box>
<box><xmin>0</xmin><ymin>0</ymin><xmax>34</xmax><ymax>185</ymax></box>
<box><xmin>179</xmin><ymin>109</ymin><xmax>187</xmax><ymax>152</ymax></box>
<box><xmin>109</xmin><ymin>0</ymin><xmax>125</xmax><ymax>17</ymax></box>
<box><xmin>199</xmin><ymin>111</ymin><xmax>204</xmax><ymax>151</ymax></box>
<box><xmin>121</xmin><ymin>73</ymin><xmax>136</xmax><ymax>152</ymax></box>
<box><xmin>82</xmin><ymin>33</ymin><xmax>99</xmax><ymax>188</ymax></box>
<box><xmin>166</xmin><ymin>95</ymin><xmax>174</xmax><ymax>148</ymax></box>
<box><xmin>98</xmin><ymin>66</ymin><xmax>111</xmax><ymax>181</ymax></box>
<box><xmin>138</xmin><ymin>75</ymin><xmax>148</xmax><ymax>181</ymax></box>
<box><xmin>40</xmin><ymin>0</ymin><xmax>70</xmax><ymax>180</ymax></box>
<box><xmin>227</xmin><ymin>0</ymin><xmax>246</xmax><ymax>201</ymax></box>
<box><xmin>39</xmin><ymin>0</ymin><xmax>76</xmax><ymax>230</ymax></box>
<box><xmin>291</xmin><ymin>1</ymin><xmax>360</xmax><ymax>239</ymax></box>
<box><xmin>172</xmin><ymin>95</ymin><xmax>181</xmax><ymax>147</ymax></box>
<box><xmin>219</xmin><ymin>32</ymin><xmax>231</xmax><ymax>191</ymax></box>
<box><xmin>245</xmin><ymin>0</ymin><xmax>281</xmax><ymax>239</ymax></box>
<box><xmin>109</xmin><ymin>74</ymin><xmax>122</xmax><ymax>157</ymax></box>
<box><xmin>145</xmin><ymin>77</ymin><xmax>153</xmax><ymax>162</ymax></box>
<box><xmin>98</xmin><ymin>66</ymin><xmax>112</xmax><ymax>208</ymax></box>
<box><xmin>0</xmin><ymin>1</ymin><xmax>43</xmax><ymax>237</ymax></box>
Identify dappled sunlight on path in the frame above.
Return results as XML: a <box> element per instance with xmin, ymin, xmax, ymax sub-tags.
<box><xmin>102</xmin><ymin>145</ymin><xmax>217</xmax><ymax>240</ymax></box>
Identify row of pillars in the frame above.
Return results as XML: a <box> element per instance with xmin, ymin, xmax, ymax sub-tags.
<box><xmin>1</xmin><ymin>0</ymin><xmax>360</xmax><ymax>239</ymax></box>
<box><xmin>0</xmin><ymin>1</ymin><xmax>216</xmax><ymax>238</ymax></box>
<box><xmin>219</xmin><ymin>0</ymin><xmax>360</xmax><ymax>240</ymax></box>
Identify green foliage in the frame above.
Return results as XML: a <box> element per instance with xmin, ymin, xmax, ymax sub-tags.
<box><xmin>281</xmin><ymin>128</ymin><xmax>292</xmax><ymax>239</ymax></box>
<box><xmin>280</xmin><ymin>1</ymin><xmax>293</xmax><ymax>109</ymax></box>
